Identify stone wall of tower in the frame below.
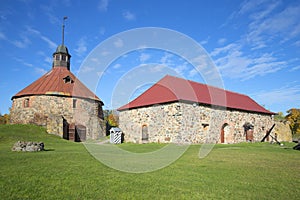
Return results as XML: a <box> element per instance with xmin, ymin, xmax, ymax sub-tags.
<box><xmin>10</xmin><ymin>95</ymin><xmax>105</xmax><ymax>139</ymax></box>
<box><xmin>118</xmin><ymin>101</ymin><xmax>274</xmax><ymax>144</ymax></box>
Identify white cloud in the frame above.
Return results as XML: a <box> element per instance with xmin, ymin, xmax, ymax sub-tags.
<box><xmin>40</xmin><ymin>36</ymin><xmax>57</xmax><ymax>49</ymax></box>
<box><xmin>246</xmin><ymin>3</ymin><xmax>300</xmax><ymax>48</ymax></box>
<box><xmin>114</xmin><ymin>38</ymin><xmax>124</xmax><ymax>48</ymax></box>
<box><xmin>200</xmin><ymin>36</ymin><xmax>210</xmax><ymax>45</ymax></box>
<box><xmin>101</xmin><ymin>51</ymin><xmax>110</xmax><ymax>56</ymax></box>
<box><xmin>12</xmin><ymin>37</ymin><xmax>30</xmax><ymax>48</ymax></box>
<box><xmin>290</xmin><ymin>66</ymin><xmax>300</xmax><ymax>71</ymax></box>
<box><xmin>37</xmin><ymin>51</ymin><xmax>52</xmax><ymax>65</ymax></box>
<box><xmin>160</xmin><ymin>53</ymin><xmax>173</xmax><ymax>65</ymax></box>
<box><xmin>90</xmin><ymin>57</ymin><xmax>101</xmax><ymax>64</ymax></box>
<box><xmin>44</xmin><ymin>56</ymin><xmax>52</xmax><ymax>65</ymax></box>
<box><xmin>139</xmin><ymin>53</ymin><xmax>151</xmax><ymax>63</ymax></box>
<box><xmin>149</xmin><ymin>64</ymin><xmax>166</xmax><ymax>73</ymax></box>
<box><xmin>211</xmin><ymin>42</ymin><xmax>286</xmax><ymax>80</ymax></box>
<box><xmin>189</xmin><ymin>68</ymin><xmax>198</xmax><ymax>77</ymax></box>
<box><xmin>40</xmin><ymin>4</ymin><xmax>60</xmax><ymax>25</ymax></box>
<box><xmin>98</xmin><ymin>0</ymin><xmax>109</xmax><ymax>12</ymax></box>
<box><xmin>14</xmin><ymin>57</ymin><xmax>33</xmax><ymax>68</ymax></box>
<box><xmin>200</xmin><ymin>40</ymin><xmax>208</xmax><ymax>45</ymax></box>
<box><xmin>75</xmin><ymin>37</ymin><xmax>88</xmax><ymax>56</ymax></box>
<box><xmin>97</xmin><ymin>71</ymin><xmax>105</xmax><ymax>77</ymax></box>
<box><xmin>0</xmin><ymin>32</ymin><xmax>6</xmax><ymax>40</ymax></box>
<box><xmin>112</xmin><ymin>63</ymin><xmax>121</xmax><ymax>69</ymax></box>
<box><xmin>226</xmin><ymin>1</ymin><xmax>300</xmax><ymax>50</ymax></box>
<box><xmin>174</xmin><ymin>63</ymin><xmax>188</xmax><ymax>76</ymax></box>
<box><xmin>237</xmin><ymin>0</ymin><xmax>267</xmax><ymax>15</ymax></box>
<box><xmin>99</xmin><ymin>27</ymin><xmax>106</xmax><ymax>35</ymax></box>
<box><xmin>249</xmin><ymin>1</ymin><xmax>280</xmax><ymax>20</ymax></box>
<box><xmin>34</xmin><ymin>67</ymin><xmax>47</xmax><ymax>75</ymax></box>
<box><xmin>253</xmin><ymin>84</ymin><xmax>300</xmax><ymax>111</ymax></box>
<box><xmin>217</xmin><ymin>38</ymin><xmax>227</xmax><ymax>45</ymax></box>
<box><xmin>26</xmin><ymin>27</ymin><xmax>57</xmax><ymax>49</ymax></box>
<box><xmin>123</xmin><ymin>10</ymin><xmax>136</xmax><ymax>21</ymax></box>
<box><xmin>210</xmin><ymin>43</ymin><xmax>240</xmax><ymax>57</ymax></box>
<box><xmin>80</xmin><ymin>65</ymin><xmax>95</xmax><ymax>73</ymax></box>
<box><xmin>212</xmin><ymin>1</ymin><xmax>300</xmax><ymax>81</ymax></box>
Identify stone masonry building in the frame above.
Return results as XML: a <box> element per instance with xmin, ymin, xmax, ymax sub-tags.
<box><xmin>118</xmin><ymin>75</ymin><xmax>275</xmax><ymax>144</ymax></box>
<box><xmin>10</xmin><ymin>43</ymin><xmax>105</xmax><ymax>141</ymax></box>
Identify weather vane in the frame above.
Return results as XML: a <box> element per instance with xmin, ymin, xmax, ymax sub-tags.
<box><xmin>62</xmin><ymin>16</ymin><xmax>68</xmax><ymax>45</ymax></box>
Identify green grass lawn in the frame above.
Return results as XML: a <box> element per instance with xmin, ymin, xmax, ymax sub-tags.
<box><xmin>0</xmin><ymin>124</ymin><xmax>299</xmax><ymax>199</ymax></box>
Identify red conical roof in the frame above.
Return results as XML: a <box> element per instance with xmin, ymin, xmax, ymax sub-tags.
<box><xmin>12</xmin><ymin>66</ymin><xmax>103</xmax><ymax>104</ymax></box>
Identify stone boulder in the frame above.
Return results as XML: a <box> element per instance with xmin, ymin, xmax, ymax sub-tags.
<box><xmin>12</xmin><ymin>141</ymin><xmax>44</xmax><ymax>152</ymax></box>
<box><xmin>271</xmin><ymin>121</ymin><xmax>292</xmax><ymax>142</ymax></box>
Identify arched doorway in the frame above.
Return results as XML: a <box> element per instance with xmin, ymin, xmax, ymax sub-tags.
<box><xmin>220</xmin><ymin>123</ymin><xmax>232</xmax><ymax>143</ymax></box>
<box><xmin>142</xmin><ymin>124</ymin><xmax>149</xmax><ymax>142</ymax></box>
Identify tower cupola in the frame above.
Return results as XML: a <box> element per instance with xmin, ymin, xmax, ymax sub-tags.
<box><xmin>52</xmin><ymin>44</ymin><xmax>71</xmax><ymax>70</ymax></box>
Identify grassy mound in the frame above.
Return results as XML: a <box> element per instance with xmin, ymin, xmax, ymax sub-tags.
<box><xmin>0</xmin><ymin>124</ymin><xmax>299</xmax><ymax>199</ymax></box>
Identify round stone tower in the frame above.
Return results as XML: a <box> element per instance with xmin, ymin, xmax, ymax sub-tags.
<box><xmin>10</xmin><ymin>20</ymin><xmax>105</xmax><ymax>141</ymax></box>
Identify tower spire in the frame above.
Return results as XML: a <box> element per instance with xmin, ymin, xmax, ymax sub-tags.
<box><xmin>62</xmin><ymin>16</ymin><xmax>68</xmax><ymax>45</ymax></box>
<box><xmin>53</xmin><ymin>16</ymin><xmax>71</xmax><ymax>70</ymax></box>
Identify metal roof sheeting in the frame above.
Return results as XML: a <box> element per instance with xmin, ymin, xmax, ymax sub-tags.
<box><xmin>118</xmin><ymin>75</ymin><xmax>274</xmax><ymax>115</ymax></box>
<box><xmin>12</xmin><ymin>66</ymin><xmax>103</xmax><ymax>104</ymax></box>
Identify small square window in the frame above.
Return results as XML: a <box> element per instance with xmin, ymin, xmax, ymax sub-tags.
<box><xmin>63</xmin><ymin>75</ymin><xmax>73</xmax><ymax>83</ymax></box>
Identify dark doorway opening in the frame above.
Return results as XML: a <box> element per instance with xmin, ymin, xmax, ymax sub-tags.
<box><xmin>142</xmin><ymin>124</ymin><xmax>149</xmax><ymax>142</ymax></box>
<box><xmin>63</xmin><ymin>118</ymin><xmax>69</xmax><ymax>140</ymax></box>
<box><xmin>75</xmin><ymin>125</ymin><xmax>86</xmax><ymax>142</ymax></box>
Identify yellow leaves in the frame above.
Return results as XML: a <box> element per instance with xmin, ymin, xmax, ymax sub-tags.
<box><xmin>0</xmin><ymin>113</ymin><xmax>10</xmax><ymax>124</ymax></box>
<box><xmin>107</xmin><ymin>113</ymin><xmax>118</xmax><ymax>127</ymax></box>
<box><xmin>285</xmin><ymin>108</ymin><xmax>300</xmax><ymax>135</ymax></box>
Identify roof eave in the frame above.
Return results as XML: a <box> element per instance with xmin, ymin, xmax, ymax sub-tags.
<box><xmin>11</xmin><ymin>93</ymin><xmax>103</xmax><ymax>104</ymax></box>
<box><xmin>118</xmin><ymin>100</ymin><xmax>275</xmax><ymax>115</ymax></box>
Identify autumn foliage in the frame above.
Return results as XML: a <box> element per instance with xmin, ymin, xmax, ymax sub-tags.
<box><xmin>104</xmin><ymin>110</ymin><xmax>119</xmax><ymax>127</ymax></box>
<box><xmin>0</xmin><ymin>113</ymin><xmax>10</xmax><ymax>124</ymax></box>
<box><xmin>285</xmin><ymin>108</ymin><xmax>300</xmax><ymax>136</ymax></box>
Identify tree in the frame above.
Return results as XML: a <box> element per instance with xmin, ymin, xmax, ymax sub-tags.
<box><xmin>285</xmin><ymin>108</ymin><xmax>300</xmax><ymax>136</ymax></box>
<box><xmin>0</xmin><ymin>113</ymin><xmax>10</xmax><ymax>124</ymax></box>
<box><xmin>107</xmin><ymin>113</ymin><xmax>118</xmax><ymax>127</ymax></box>
<box><xmin>104</xmin><ymin>110</ymin><xmax>119</xmax><ymax>127</ymax></box>
<box><xmin>274</xmin><ymin>111</ymin><xmax>285</xmax><ymax>122</ymax></box>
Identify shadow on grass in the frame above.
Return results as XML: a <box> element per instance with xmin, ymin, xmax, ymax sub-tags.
<box><xmin>43</xmin><ymin>149</ymin><xmax>55</xmax><ymax>151</ymax></box>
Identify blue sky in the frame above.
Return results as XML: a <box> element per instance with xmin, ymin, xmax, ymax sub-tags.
<box><xmin>1</xmin><ymin>0</ymin><xmax>300</xmax><ymax>114</ymax></box>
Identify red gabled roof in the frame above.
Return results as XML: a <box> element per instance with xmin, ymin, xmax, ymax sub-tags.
<box><xmin>118</xmin><ymin>75</ymin><xmax>274</xmax><ymax>115</ymax></box>
<box><xmin>12</xmin><ymin>67</ymin><xmax>103</xmax><ymax>104</ymax></box>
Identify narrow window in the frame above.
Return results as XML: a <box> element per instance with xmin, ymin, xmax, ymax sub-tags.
<box><xmin>73</xmin><ymin>99</ymin><xmax>77</xmax><ymax>108</ymax></box>
<box><xmin>24</xmin><ymin>98</ymin><xmax>30</xmax><ymax>108</ymax></box>
<box><xmin>97</xmin><ymin>103</ymin><xmax>104</xmax><ymax>119</ymax></box>
<box><xmin>55</xmin><ymin>54</ymin><xmax>60</xmax><ymax>60</ymax></box>
<box><xmin>62</xmin><ymin>55</ymin><xmax>67</xmax><ymax>61</ymax></box>
<box><xmin>142</xmin><ymin>124</ymin><xmax>149</xmax><ymax>141</ymax></box>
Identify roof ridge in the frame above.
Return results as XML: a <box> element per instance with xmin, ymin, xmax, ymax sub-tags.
<box><xmin>164</xmin><ymin>74</ymin><xmax>249</xmax><ymax>97</ymax></box>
